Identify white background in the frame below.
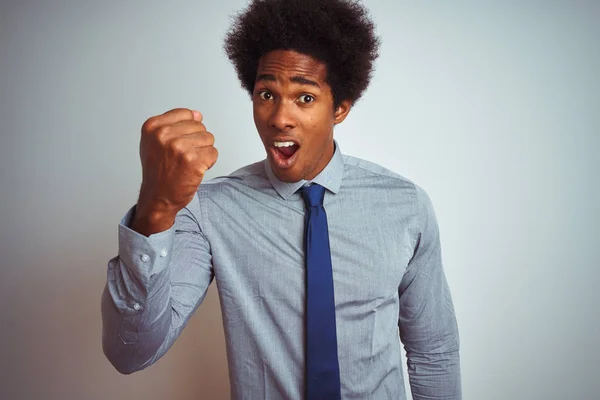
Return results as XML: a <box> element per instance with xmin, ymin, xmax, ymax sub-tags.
<box><xmin>1</xmin><ymin>0</ymin><xmax>599</xmax><ymax>399</ymax></box>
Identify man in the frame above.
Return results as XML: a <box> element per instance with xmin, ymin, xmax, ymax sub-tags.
<box><xmin>101</xmin><ymin>0</ymin><xmax>462</xmax><ymax>399</ymax></box>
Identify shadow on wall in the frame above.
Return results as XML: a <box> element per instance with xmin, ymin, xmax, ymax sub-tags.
<box><xmin>2</xmin><ymin>240</ymin><xmax>230</xmax><ymax>400</ymax></box>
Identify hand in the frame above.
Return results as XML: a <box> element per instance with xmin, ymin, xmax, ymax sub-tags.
<box><xmin>131</xmin><ymin>108</ymin><xmax>218</xmax><ymax>236</ymax></box>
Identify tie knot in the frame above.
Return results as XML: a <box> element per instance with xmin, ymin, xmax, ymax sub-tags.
<box><xmin>301</xmin><ymin>184</ymin><xmax>325</xmax><ymax>207</ymax></box>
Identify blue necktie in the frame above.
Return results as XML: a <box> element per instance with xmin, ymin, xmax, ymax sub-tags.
<box><xmin>301</xmin><ymin>184</ymin><xmax>341</xmax><ymax>400</ymax></box>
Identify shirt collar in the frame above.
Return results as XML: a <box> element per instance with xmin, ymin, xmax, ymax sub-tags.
<box><xmin>264</xmin><ymin>140</ymin><xmax>345</xmax><ymax>200</ymax></box>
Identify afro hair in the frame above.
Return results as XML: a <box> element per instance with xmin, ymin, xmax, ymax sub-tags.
<box><xmin>224</xmin><ymin>0</ymin><xmax>380</xmax><ymax>108</ymax></box>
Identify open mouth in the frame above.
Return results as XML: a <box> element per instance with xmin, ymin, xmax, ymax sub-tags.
<box><xmin>274</xmin><ymin>141</ymin><xmax>299</xmax><ymax>159</ymax></box>
<box><xmin>271</xmin><ymin>140</ymin><xmax>300</xmax><ymax>169</ymax></box>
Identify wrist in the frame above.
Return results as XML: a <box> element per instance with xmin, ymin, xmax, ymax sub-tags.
<box><xmin>131</xmin><ymin>202</ymin><xmax>178</xmax><ymax>237</ymax></box>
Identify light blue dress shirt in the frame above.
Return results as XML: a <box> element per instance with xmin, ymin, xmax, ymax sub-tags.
<box><xmin>101</xmin><ymin>143</ymin><xmax>461</xmax><ymax>399</ymax></box>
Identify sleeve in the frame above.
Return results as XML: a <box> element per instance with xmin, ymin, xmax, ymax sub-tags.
<box><xmin>398</xmin><ymin>185</ymin><xmax>462</xmax><ymax>399</ymax></box>
<box><xmin>101</xmin><ymin>192</ymin><xmax>214</xmax><ymax>374</ymax></box>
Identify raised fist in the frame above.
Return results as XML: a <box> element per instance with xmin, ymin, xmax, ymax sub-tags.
<box><xmin>132</xmin><ymin>108</ymin><xmax>218</xmax><ymax>235</ymax></box>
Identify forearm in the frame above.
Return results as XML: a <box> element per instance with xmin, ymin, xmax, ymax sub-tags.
<box><xmin>402</xmin><ymin>284</ymin><xmax>462</xmax><ymax>399</ymax></box>
<box><xmin>101</xmin><ymin>200</ymin><xmax>214</xmax><ymax>374</ymax></box>
<box><xmin>100</xmin><ymin>206</ymin><xmax>179</xmax><ymax>374</ymax></box>
<box><xmin>406</xmin><ymin>348</ymin><xmax>461</xmax><ymax>400</ymax></box>
<box><xmin>403</xmin><ymin>293</ymin><xmax>462</xmax><ymax>399</ymax></box>
<box><xmin>101</xmin><ymin>254</ymin><xmax>173</xmax><ymax>374</ymax></box>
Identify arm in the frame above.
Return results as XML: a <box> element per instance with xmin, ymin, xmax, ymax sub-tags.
<box><xmin>101</xmin><ymin>193</ymin><xmax>213</xmax><ymax>374</ymax></box>
<box><xmin>398</xmin><ymin>185</ymin><xmax>461</xmax><ymax>399</ymax></box>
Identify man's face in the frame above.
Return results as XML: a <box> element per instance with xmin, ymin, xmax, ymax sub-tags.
<box><xmin>253</xmin><ymin>50</ymin><xmax>351</xmax><ymax>183</ymax></box>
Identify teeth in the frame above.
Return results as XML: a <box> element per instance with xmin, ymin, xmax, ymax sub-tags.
<box><xmin>274</xmin><ymin>141</ymin><xmax>296</xmax><ymax>148</ymax></box>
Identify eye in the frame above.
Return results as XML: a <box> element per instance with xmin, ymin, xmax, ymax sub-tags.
<box><xmin>297</xmin><ymin>94</ymin><xmax>315</xmax><ymax>104</ymax></box>
<box><xmin>258</xmin><ymin>90</ymin><xmax>273</xmax><ymax>100</ymax></box>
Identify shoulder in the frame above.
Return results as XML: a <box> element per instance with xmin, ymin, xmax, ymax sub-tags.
<box><xmin>199</xmin><ymin>160</ymin><xmax>269</xmax><ymax>194</ymax></box>
<box><xmin>343</xmin><ymin>154</ymin><xmax>413</xmax><ymax>184</ymax></box>
<box><xmin>195</xmin><ymin>160</ymin><xmax>280</xmax><ymax>212</ymax></box>
<box><xmin>185</xmin><ymin>160</ymin><xmax>271</xmax><ymax>224</ymax></box>
<box><xmin>342</xmin><ymin>154</ymin><xmax>417</xmax><ymax>192</ymax></box>
<box><xmin>342</xmin><ymin>154</ymin><xmax>435</xmax><ymax>215</ymax></box>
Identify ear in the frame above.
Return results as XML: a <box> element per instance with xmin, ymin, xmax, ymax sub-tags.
<box><xmin>333</xmin><ymin>100</ymin><xmax>352</xmax><ymax>125</ymax></box>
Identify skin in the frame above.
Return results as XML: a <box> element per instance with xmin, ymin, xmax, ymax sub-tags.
<box><xmin>253</xmin><ymin>49</ymin><xmax>352</xmax><ymax>182</ymax></box>
<box><xmin>131</xmin><ymin>108</ymin><xmax>217</xmax><ymax>236</ymax></box>
<box><xmin>131</xmin><ymin>50</ymin><xmax>351</xmax><ymax>236</ymax></box>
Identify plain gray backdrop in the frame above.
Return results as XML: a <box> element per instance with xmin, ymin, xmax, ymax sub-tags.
<box><xmin>1</xmin><ymin>0</ymin><xmax>599</xmax><ymax>399</ymax></box>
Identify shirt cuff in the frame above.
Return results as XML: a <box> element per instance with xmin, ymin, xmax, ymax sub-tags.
<box><xmin>118</xmin><ymin>205</ymin><xmax>175</xmax><ymax>278</ymax></box>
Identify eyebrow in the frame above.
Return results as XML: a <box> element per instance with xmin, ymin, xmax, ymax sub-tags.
<box><xmin>255</xmin><ymin>74</ymin><xmax>321</xmax><ymax>89</ymax></box>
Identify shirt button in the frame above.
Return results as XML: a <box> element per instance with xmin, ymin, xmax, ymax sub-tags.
<box><xmin>159</xmin><ymin>249</ymin><xmax>168</xmax><ymax>257</ymax></box>
<box><xmin>140</xmin><ymin>254</ymin><xmax>150</xmax><ymax>262</ymax></box>
<box><xmin>133</xmin><ymin>303</ymin><xmax>141</xmax><ymax>311</ymax></box>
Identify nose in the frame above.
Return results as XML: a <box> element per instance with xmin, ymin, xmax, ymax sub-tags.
<box><xmin>269</xmin><ymin>100</ymin><xmax>296</xmax><ymax>131</ymax></box>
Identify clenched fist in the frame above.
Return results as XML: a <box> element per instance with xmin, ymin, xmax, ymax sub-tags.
<box><xmin>131</xmin><ymin>108</ymin><xmax>218</xmax><ymax>236</ymax></box>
